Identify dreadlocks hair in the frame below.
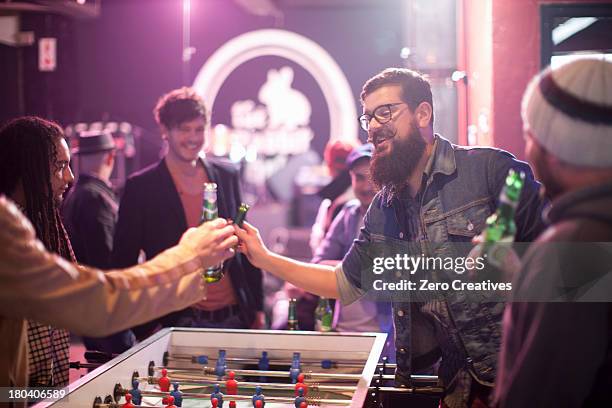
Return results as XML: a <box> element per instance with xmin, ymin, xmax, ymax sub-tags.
<box><xmin>0</xmin><ymin>116</ymin><xmax>75</xmax><ymax>262</ymax></box>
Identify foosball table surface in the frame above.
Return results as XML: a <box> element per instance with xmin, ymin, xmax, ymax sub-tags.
<box><xmin>35</xmin><ymin>328</ymin><xmax>387</xmax><ymax>408</ymax></box>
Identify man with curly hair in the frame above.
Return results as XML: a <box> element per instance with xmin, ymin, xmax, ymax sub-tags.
<box><xmin>113</xmin><ymin>88</ymin><xmax>264</xmax><ymax>337</ymax></box>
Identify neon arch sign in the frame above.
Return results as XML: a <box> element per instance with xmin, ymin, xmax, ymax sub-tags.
<box><xmin>192</xmin><ymin>29</ymin><xmax>358</xmax><ymax>144</ymax></box>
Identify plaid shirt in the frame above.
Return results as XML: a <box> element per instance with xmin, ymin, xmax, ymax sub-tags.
<box><xmin>19</xmin><ymin>204</ymin><xmax>74</xmax><ymax>388</ymax></box>
<box><xmin>27</xmin><ymin>321</ymin><xmax>70</xmax><ymax>387</ymax></box>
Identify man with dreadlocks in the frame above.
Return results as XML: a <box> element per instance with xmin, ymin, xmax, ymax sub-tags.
<box><xmin>0</xmin><ymin>116</ymin><xmax>76</xmax><ymax>387</ymax></box>
<box><xmin>0</xmin><ymin>116</ymin><xmax>238</xmax><ymax>395</ymax></box>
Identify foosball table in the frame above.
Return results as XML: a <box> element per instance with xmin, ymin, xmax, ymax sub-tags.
<box><xmin>33</xmin><ymin>328</ymin><xmax>441</xmax><ymax>408</ymax></box>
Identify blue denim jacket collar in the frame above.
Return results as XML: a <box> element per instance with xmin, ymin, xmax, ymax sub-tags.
<box><xmin>380</xmin><ymin>134</ymin><xmax>457</xmax><ymax>207</ymax></box>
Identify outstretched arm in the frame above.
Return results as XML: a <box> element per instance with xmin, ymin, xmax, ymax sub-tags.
<box><xmin>234</xmin><ymin>222</ymin><xmax>340</xmax><ymax>299</ymax></box>
<box><xmin>0</xmin><ymin>197</ymin><xmax>238</xmax><ymax>337</ymax></box>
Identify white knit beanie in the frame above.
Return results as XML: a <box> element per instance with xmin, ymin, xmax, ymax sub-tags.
<box><xmin>521</xmin><ymin>58</ymin><xmax>612</xmax><ymax>167</ymax></box>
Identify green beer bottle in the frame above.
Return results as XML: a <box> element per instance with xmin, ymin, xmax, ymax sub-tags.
<box><xmin>234</xmin><ymin>203</ymin><xmax>250</xmax><ymax>227</ymax></box>
<box><xmin>314</xmin><ymin>297</ymin><xmax>333</xmax><ymax>332</ymax></box>
<box><xmin>201</xmin><ymin>182</ymin><xmax>224</xmax><ymax>283</ymax></box>
<box><xmin>484</xmin><ymin>169</ymin><xmax>525</xmax><ymax>243</ymax></box>
<box><xmin>481</xmin><ymin>169</ymin><xmax>525</xmax><ymax>272</ymax></box>
<box><xmin>287</xmin><ymin>298</ymin><xmax>300</xmax><ymax>331</ymax></box>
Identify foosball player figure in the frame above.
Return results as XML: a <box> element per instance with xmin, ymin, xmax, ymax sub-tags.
<box><xmin>258</xmin><ymin>351</ymin><xmax>270</xmax><ymax>371</ymax></box>
<box><xmin>258</xmin><ymin>351</ymin><xmax>269</xmax><ymax>382</ymax></box>
<box><xmin>300</xmin><ymin>402</ymin><xmax>308</xmax><ymax>408</ymax></box>
<box><xmin>216</xmin><ymin>350</ymin><xmax>227</xmax><ymax>378</ymax></box>
<box><xmin>294</xmin><ymin>387</ymin><xmax>306</xmax><ymax>408</ymax></box>
<box><xmin>170</xmin><ymin>382</ymin><xmax>183</xmax><ymax>407</ymax></box>
<box><xmin>130</xmin><ymin>380</ymin><xmax>142</xmax><ymax>405</ymax></box>
<box><xmin>290</xmin><ymin>352</ymin><xmax>301</xmax><ymax>383</ymax></box>
<box><xmin>226</xmin><ymin>371</ymin><xmax>238</xmax><ymax>408</ymax></box>
<box><xmin>165</xmin><ymin>395</ymin><xmax>176</xmax><ymax>408</ymax></box>
<box><xmin>121</xmin><ymin>393</ymin><xmax>135</xmax><ymax>408</ymax></box>
<box><xmin>159</xmin><ymin>368</ymin><xmax>171</xmax><ymax>392</ymax></box>
<box><xmin>212</xmin><ymin>397</ymin><xmax>219</xmax><ymax>408</ymax></box>
<box><xmin>254</xmin><ymin>400</ymin><xmax>263</xmax><ymax>408</ymax></box>
<box><xmin>211</xmin><ymin>383</ymin><xmax>224</xmax><ymax>408</ymax></box>
<box><xmin>295</xmin><ymin>373</ymin><xmax>308</xmax><ymax>397</ymax></box>
<box><xmin>252</xmin><ymin>385</ymin><xmax>265</xmax><ymax>408</ymax></box>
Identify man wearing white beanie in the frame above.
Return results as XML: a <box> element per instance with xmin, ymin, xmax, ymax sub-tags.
<box><xmin>494</xmin><ymin>58</ymin><xmax>612</xmax><ymax>407</ymax></box>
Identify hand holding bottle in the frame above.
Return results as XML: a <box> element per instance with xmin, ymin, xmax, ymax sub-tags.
<box><xmin>233</xmin><ymin>221</ymin><xmax>272</xmax><ymax>270</ymax></box>
<box><xmin>179</xmin><ymin>218</ymin><xmax>238</xmax><ymax>269</ymax></box>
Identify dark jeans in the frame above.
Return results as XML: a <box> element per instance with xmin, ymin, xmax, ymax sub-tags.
<box><xmin>83</xmin><ymin>330</ymin><xmax>136</xmax><ymax>356</ymax></box>
<box><xmin>166</xmin><ymin>305</ymin><xmax>246</xmax><ymax>329</ymax></box>
<box><xmin>131</xmin><ymin>305</ymin><xmax>247</xmax><ymax>342</ymax></box>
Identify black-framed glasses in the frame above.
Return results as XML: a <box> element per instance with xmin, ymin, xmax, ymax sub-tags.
<box><xmin>358</xmin><ymin>102</ymin><xmax>406</xmax><ymax>131</ymax></box>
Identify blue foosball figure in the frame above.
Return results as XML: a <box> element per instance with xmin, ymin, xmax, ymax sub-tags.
<box><xmin>258</xmin><ymin>351</ymin><xmax>270</xmax><ymax>382</ymax></box>
<box><xmin>252</xmin><ymin>385</ymin><xmax>265</xmax><ymax>408</ymax></box>
<box><xmin>216</xmin><ymin>350</ymin><xmax>227</xmax><ymax>378</ymax></box>
<box><xmin>294</xmin><ymin>387</ymin><xmax>306</xmax><ymax>407</ymax></box>
<box><xmin>211</xmin><ymin>383</ymin><xmax>224</xmax><ymax>408</ymax></box>
<box><xmin>130</xmin><ymin>380</ymin><xmax>142</xmax><ymax>405</ymax></box>
<box><xmin>170</xmin><ymin>382</ymin><xmax>183</xmax><ymax>407</ymax></box>
<box><xmin>290</xmin><ymin>352</ymin><xmax>301</xmax><ymax>383</ymax></box>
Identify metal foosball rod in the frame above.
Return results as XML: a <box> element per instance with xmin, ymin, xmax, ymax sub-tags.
<box><xmin>150</xmin><ymin>367</ymin><xmax>437</xmax><ymax>384</ymax></box>
<box><xmin>95</xmin><ymin>387</ymin><xmax>444</xmax><ymax>408</ymax></box>
<box><xmin>176</xmin><ymin>361</ymin><xmax>426</xmax><ymax>378</ymax></box>
<box><xmin>139</xmin><ymin>375</ymin><xmax>442</xmax><ymax>395</ymax></box>
<box><xmin>113</xmin><ymin>388</ymin><xmax>352</xmax><ymax>406</ymax></box>
<box><xmin>164</xmin><ymin>352</ymin><xmax>404</xmax><ymax>370</ymax></box>
<box><xmin>138</xmin><ymin>374</ymin><xmax>357</xmax><ymax>393</ymax></box>
<box><xmin>371</xmin><ymin>386</ymin><xmax>445</xmax><ymax>395</ymax></box>
<box><xmin>152</xmin><ymin>366</ymin><xmax>363</xmax><ymax>381</ymax></box>
<box><xmin>168</xmin><ymin>353</ymin><xmax>369</xmax><ymax>368</ymax></box>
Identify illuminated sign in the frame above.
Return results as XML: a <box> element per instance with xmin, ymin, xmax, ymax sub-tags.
<box><xmin>193</xmin><ymin>29</ymin><xmax>358</xmax><ymax>157</ymax></box>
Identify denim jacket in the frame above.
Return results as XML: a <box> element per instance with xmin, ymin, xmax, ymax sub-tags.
<box><xmin>338</xmin><ymin>135</ymin><xmax>545</xmax><ymax>397</ymax></box>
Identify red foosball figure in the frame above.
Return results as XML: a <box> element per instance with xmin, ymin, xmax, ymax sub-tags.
<box><xmin>295</xmin><ymin>373</ymin><xmax>308</xmax><ymax>397</ymax></box>
<box><xmin>165</xmin><ymin>395</ymin><xmax>176</xmax><ymax>408</ymax></box>
<box><xmin>226</xmin><ymin>370</ymin><xmax>238</xmax><ymax>408</ymax></box>
<box><xmin>159</xmin><ymin>368</ymin><xmax>171</xmax><ymax>392</ymax></box>
<box><xmin>122</xmin><ymin>393</ymin><xmax>135</xmax><ymax>408</ymax></box>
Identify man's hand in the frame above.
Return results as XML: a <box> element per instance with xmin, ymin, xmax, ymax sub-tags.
<box><xmin>469</xmin><ymin>234</ymin><xmax>521</xmax><ymax>283</ymax></box>
<box><xmin>233</xmin><ymin>221</ymin><xmax>271</xmax><ymax>269</ymax></box>
<box><xmin>180</xmin><ymin>218</ymin><xmax>238</xmax><ymax>268</ymax></box>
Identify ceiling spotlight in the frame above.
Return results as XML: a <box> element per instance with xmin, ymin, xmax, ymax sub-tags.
<box><xmin>76</xmin><ymin>0</ymin><xmax>86</xmax><ymax>4</ymax></box>
<box><xmin>451</xmin><ymin>70</ymin><xmax>467</xmax><ymax>83</ymax></box>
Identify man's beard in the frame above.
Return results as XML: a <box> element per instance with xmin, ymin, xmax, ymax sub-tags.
<box><xmin>370</xmin><ymin>121</ymin><xmax>426</xmax><ymax>191</ymax></box>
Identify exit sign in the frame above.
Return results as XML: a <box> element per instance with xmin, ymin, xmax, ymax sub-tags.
<box><xmin>39</xmin><ymin>37</ymin><xmax>57</xmax><ymax>72</ymax></box>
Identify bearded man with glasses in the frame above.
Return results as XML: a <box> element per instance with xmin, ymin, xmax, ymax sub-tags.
<box><xmin>235</xmin><ymin>68</ymin><xmax>546</xmax><ymax>408</ymax></box>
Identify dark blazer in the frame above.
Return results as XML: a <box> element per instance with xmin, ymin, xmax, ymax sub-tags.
<box><xmin>62</xmin><ymin>174</ymin><xmax>118</xmax><ymax>269</ymax></box>
<box><xmin>62</xmin><ymin>174</ymin><xmax>135</xmax><ymax>354</ymax></box>
<box><xmin>111</xmin><ymin>158</ymin><xmax>263</xmax><ymax>332</ymax></box>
